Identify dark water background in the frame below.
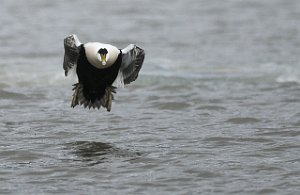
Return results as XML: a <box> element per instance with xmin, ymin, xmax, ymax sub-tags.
<box><xmin>1</xmin><ymin>0</ymin><xmax>300</xmax><ymax>194</ymax></box>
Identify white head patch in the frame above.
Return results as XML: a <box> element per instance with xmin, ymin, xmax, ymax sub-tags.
<box><xmin>84</xmin><ymin>42</ymin><xmax>120</xmax><ymax>69</ymax></box>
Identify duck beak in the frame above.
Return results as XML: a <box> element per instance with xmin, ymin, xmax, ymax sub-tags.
<box><xmin>100</xmin><ymin>54</ymin><xmax>107</xmax><ymax>65</ymax></box>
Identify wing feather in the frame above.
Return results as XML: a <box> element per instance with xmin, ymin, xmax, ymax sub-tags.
<box><xmin>113</xmin><ymin>44</ymin><xmax>145</xmax><ymax>87</ymax></box>
<box><xmin>63</xmin><ymin>34</ymin><xmax>81</xmax><ymax>76</ymax></box>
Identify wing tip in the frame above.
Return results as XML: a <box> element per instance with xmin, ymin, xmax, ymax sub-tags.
<box><xmin>63</xmin><ymin>34</ymin><xmax>81</xmax><ymax>75</ymax></box>
<box><xmin>64</xmin><ymin>34</ymin><xmax>82</xmax><ymax>47</ymax></box>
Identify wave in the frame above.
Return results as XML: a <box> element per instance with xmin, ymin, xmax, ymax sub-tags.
<box><xmin>0</xmin><ymin>61</ymin><xmax>299</xmax><ymax>90</ymax></box>
<box><xmin>0</xmin><ymin>70</ymin><xmax>71</xmax><ymax>89</ymax></box>
<box><xmin>276</xmin><ymin>69</ymin><xmax>300</xmax><ymax>84</ymax></box>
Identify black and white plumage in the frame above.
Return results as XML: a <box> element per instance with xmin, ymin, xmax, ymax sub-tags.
<box><xmin>63</xmin><ymin>34</ymin><xmax>145</xmax><ymax>111</ymax></box>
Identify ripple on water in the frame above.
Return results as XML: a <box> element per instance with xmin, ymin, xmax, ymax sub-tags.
<box><xmin>196</xmin><ymin>105</ymin><xmax>227</xmax><ymax>111</ymax></box>
<box><xmin>156</xmin><ymin>102</ymin><xmax>191</xmax><ymax>110</ymax></box>
<box><xmin>226</xmin><ymin>117</ymin><xmax>261</xmax><ymax>124</ymax></box>
<box><xmin>64</xmin><ymin>141</ymin><xmax>141</xmax><ymax>166</ymax></box>
<box><xmin>0</xmin><ymin>90</ymin><xmax>28</xmax><ymax>100</ymax></box>
<box><xmin>256</xmin><ymin>127</ymin><xmax>300</xmax><ymax>137</ymax></box>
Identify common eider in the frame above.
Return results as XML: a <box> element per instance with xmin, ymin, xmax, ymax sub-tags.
<box><xmin>63</xmin><ymin>34</ymin><xmax>145</xmax><ymax>111</ymax></box>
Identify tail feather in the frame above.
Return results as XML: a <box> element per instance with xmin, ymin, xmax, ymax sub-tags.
<box><xmin>71</xmin><ymin>83</ymin><xmax>116</xmax><ymax>111</ymax></box>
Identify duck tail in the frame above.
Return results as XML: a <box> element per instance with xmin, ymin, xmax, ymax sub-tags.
<box><xmin>71</xmin><ymin>83</ymin><xmax>116</xmax><ymax>112</ymax></box>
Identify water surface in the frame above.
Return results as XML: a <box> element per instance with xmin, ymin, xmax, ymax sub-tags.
<box><xmin>1</xmin><ymin>0</ymin><xmax>300</xmax><ymax>194</ymax></box>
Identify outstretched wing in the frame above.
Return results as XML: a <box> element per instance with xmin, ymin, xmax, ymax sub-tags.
<box><xmin>113</xmin><ymin>44</ymin><xmax>145</xmax><ymax>88</ymax></box>
<box><xmin>63</xmin><ymin>34</ymin><xmax>82</xmax><ymax>76</ymax></box>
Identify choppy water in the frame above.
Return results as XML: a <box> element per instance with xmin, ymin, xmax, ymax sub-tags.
<box><xmin>1</xmin><ymin>0</ymin><xmax>300</xmax><ymax>194</ymax></box>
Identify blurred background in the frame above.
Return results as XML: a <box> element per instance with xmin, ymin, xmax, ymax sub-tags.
<box><xmin>1</xmin><ymin>0</ymin><xmax>300</xmax><ymax>194</ymax></box>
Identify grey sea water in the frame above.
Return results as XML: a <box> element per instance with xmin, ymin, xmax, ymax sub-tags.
<box><xmin>1</xmin><ymin>0</ymin><xmax>300</xmax><ymax>194</ymax></box>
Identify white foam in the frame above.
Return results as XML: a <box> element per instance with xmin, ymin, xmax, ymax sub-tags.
<box><xmin>274</xmin><ymin>65</ymin><xmax>300</xmax><ymax>83</ymax></box>
<box><xmin>0</xmin><ymin>67</ymin><xmax>76</xmax><ymax>89</ymax></box>
<box><xmin>276</xmin><ymin>73</ymin><xmax>300</xmax><ymax>83</ymax></box>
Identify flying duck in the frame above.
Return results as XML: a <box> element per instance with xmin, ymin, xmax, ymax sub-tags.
<box><xmin>63</xmin><ymin>34</ymin><xmax>145</xmax><ymax>111</ymax></box>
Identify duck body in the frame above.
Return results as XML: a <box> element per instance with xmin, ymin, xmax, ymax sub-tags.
<box><xmin>63</xmin><ymin>34</ymin><xmax>145</xmax><ymax>111</ymax></box>
<box><xmin>76</xmin><ymin>44</ymin><xmax>122</xmax><ymax>104</ymax></box>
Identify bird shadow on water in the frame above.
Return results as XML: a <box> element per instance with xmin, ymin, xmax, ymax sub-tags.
<box><xmin>64</xmin><ymin>141</ymin><xmax>141</xmax><ymax>166</ymax></box>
